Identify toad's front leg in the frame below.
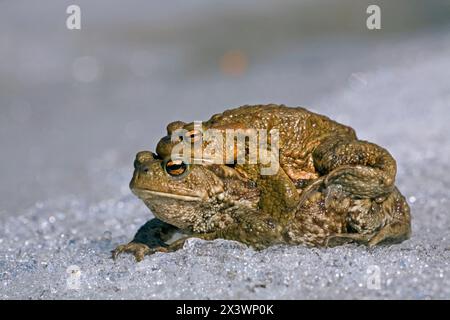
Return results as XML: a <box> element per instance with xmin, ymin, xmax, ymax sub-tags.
<box><xmin>164</xmin><ymin>208</ymin><xmax>286</xmax><ymax>252</ymax></box>
<box><xmin>312</xmin><ymin>138</ymin><xmax>397</xmax><ymax>199</ymax></box>
<box><xmin>112</xmin><ymin>218</ymin><xmax>178</xmax><ymax>261</ymax></box>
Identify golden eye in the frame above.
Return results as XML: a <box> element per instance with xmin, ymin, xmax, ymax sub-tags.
<box><xmin>164</xmin><ymin>159</ymin><xmax>188</xmax><ymax>177</ymax></box>
<box><xmin>184</xmin><ymin>130</ymin><xmax>202</xmax><ymax>142</ymax></box>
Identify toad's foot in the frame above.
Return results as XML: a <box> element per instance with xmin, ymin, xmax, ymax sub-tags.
<box><xmin>112</xmin><ymin>242</ymin><xmax>168</xmax><ymax>262</ymax></box>
<box><xmin>326</xmin><ymin>222</ymin><xmax>411</xmax><ymax>247</ymax></box>
<box><xmin>325</xmin><ymin>232</ymin><xmax>376</xmax><ymax>247</ymax></box>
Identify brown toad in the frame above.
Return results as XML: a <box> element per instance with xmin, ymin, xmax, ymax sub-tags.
<box><xmin>112</xmin><ymin>105</ymin><xmax>411</xmax><ymax>261</ymax></box>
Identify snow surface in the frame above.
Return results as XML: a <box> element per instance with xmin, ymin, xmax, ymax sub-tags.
<box><xmin>1</xmin><ymin>2</ymin><xmax>449</xmax><ymax>299</ymax></box>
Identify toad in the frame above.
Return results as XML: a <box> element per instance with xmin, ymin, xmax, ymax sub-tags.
<box><xmin>112</xmin><ymin>104</ymin><xmax>411</xmax><ymax>261</ymax></box>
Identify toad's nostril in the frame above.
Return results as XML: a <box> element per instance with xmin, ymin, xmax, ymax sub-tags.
<box><xmin>134</xmin><ymin>151</ymin><xmax>154</xmax><ymax>173</ymax></box>
<box><xmin>134</xmin><ymin>159</ymin><xmax>150</xmax><ymax>173</ymax></box>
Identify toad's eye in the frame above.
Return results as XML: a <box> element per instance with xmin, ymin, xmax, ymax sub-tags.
<box><xmin>184</xmin><ymin>129</ymin><xmax>202</xmax><ymax>142</ymax></box>
<box><xmin>164</xmin><ymin>159</ymin><xmax>188</xmax><ymax>177</ymax></box>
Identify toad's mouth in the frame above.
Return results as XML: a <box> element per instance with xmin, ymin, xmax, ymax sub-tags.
<box><xmin>131</xmin><ymin>188</ymin><xmax>204</xmax><ymax>202</ymax></box>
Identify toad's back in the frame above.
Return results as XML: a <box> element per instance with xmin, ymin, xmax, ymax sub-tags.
<box><xmin>206</xmin><ymin>104</ymin><xmax>357</xmax><ymax>178</ymax></box>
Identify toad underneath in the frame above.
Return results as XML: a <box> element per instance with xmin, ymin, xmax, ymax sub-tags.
<box><xmin>113</xmin><ymin>104</ymin><xmax>411</xmax><ymax>261</ymax></box>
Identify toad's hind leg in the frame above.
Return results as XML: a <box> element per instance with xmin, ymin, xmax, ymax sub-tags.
<box><xmin>327</xmin><ymin>188</ymin><xmax>411</xmax><ymax>247</ymax></box>
<box><xmin>367</xmin><ymin>188</ymin><xmax>411</xmax><ymax>246</ymax></box>
<box><xmin>313</xmin><ymin>139</ymin><xmax>397</xmax><ymax>199</ymax></box>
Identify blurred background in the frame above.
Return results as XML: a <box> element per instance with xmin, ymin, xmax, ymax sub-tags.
<box><xmin>1</xmin><ymin>0</ymin><xmax>450</xmax><ymax>214</ymax></box>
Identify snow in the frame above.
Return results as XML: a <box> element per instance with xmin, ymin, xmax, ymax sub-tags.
<box><xmin>1</xmin><ymin>2</ymin><xmax>449</xmax><ymax>299</ymax></box>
